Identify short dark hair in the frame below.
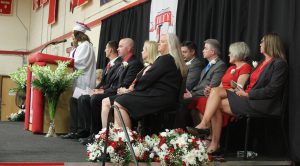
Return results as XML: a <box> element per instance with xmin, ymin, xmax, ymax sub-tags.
<box><xmin>181</xmin><ymin>41</ymin><xmax>197</xmax><ymax>54</ymax></box>
<box><xmin>107</xmin><ymin>40</ymin><xmax>118</xmax><ymax>54</ymax></box>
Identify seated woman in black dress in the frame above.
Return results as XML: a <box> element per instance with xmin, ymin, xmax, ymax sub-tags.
<box><xmin>187</xmin><ymin>33</ymin><xmax>288</xmax><ymax>154</ymax></box>
<box><xmin>112</xmin><ymin>33</ymin><xmax>187</xmax><ymax>129</ymax></box>
<box><xmin>101</xmin><ymin>40</ymin><xmax>159</xmax><ymax>128</ymax></box>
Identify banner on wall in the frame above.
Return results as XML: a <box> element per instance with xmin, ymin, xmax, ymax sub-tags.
<box><xmin>0</xmin><ymin>0</ymin><xmax>13</xmax><ymax>15</ymax></box>
<box><xmin>48</xmin><ymin>0</ymin><xmax>56</xmax><ymax>25</ymax></box>
<box><xmin>78</xmin><ymin>0</ymin><xmax>88</xmax><ymax>7</ymax></box>
<box><xmin>32</xmin><ymin>0</ymin><xmax>39</xmax><ymax>11</ymax></box>
<box><xmin>39</xmin><ymin>0</ymin><xmax>48</xmax><ymax>7</ymax></box>
<box><xmin>70</xmin><ymin>0</ymin><xmax>89</xmax><ymax>13</ymax></box>
<box><xmin>149</xmin><ymin>0</ymin><xmax>178</xmax><ymax>42</ymax></box>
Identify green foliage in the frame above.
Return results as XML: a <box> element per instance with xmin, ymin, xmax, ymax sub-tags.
<box><xmin>9</xmin><ymin>65</ymin><xmax>28</xmax><ymax>92</ymax></box>
<box><xmin>30</xmin><ymin>60</ymin><xmax>83</xmax><ymax>120</ymax></box>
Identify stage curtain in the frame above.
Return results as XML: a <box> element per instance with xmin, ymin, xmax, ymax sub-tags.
<box><xmin>96</xmin><ymin>1</ymin><xmax>151</xmax><ymax>69</ymax></box>
<box><xmin>176</xmin><ymin>0</ymin><xmax>300</xmax><ymax>161</ymax></box>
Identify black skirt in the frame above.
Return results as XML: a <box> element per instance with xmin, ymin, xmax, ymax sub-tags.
<box><xmin>115</xmin><ymin>93</ymin><xmax>176</xmax><ymax>120</ymax></box>
<box><xmin>227</xmin><ymin>90</ymin><xmax>262</xmax><ymax>117</ymax></box>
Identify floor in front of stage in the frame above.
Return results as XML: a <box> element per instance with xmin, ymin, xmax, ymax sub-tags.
<box><xmin>0</xmin><ymin>121</ymin><xmax>293</xmax><ymax>165</ymax></box>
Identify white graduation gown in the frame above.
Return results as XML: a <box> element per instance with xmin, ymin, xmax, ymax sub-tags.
<box><xmin>70</xmin><ymin>41</ymin><xmax>96</xmax><ymax>90</ymax></box>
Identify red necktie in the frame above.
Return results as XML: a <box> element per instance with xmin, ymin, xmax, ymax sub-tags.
<box><xmin>105</xmin><ymin>63</ymin><xmax>111</xmax><ymax>74</ymax></box>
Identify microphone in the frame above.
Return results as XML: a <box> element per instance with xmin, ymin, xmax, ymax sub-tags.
<box><xmin>40</xmin><ymin>39</ymin><xmax>67</xmax><ymax>53</ymax></box>
<box><xmin>51</xmin><ymin>39</ymin><xmax>67</xmax><ymax>45</ymax></box>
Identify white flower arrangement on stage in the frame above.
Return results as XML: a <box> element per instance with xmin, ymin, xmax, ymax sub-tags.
<box><xmin>8</xmin><ymin>109</ymin><xmax>25</xmax><ymax>121</ymax></box>
<box><xmin>87</xmin><ymin>127</ymin><xmax>209</xmax><ymax>165</ymax></box>
<box><xmin>151</xmin><ymin>128</ymin><xmax>208</xmax><ymax>166</ymax></box>
<box><xmin>87</xmin><ymin>124</ymin><xmax>152</xmax><ymax>165</ymax></box>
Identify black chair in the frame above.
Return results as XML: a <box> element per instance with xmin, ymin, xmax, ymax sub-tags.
<box><xmin>236</xmin><ymin>81</ymin><xmax>289</xmax><ymax>160</ymax></box>
<box><xmin>136</xmin><ymin>77</ymin><xmax>187</xmax><ymax>136</ymax></box>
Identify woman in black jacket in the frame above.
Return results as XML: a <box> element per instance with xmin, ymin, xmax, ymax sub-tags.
<box><xmin>111</xmin><ymin>34</ymin><xmax>187</xmax><ymax>129</ymax></box>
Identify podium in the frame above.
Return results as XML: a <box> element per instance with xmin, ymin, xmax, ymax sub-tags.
<box><xmin>25</xmin><ymin>53</ymin><xmax>74</xmax><ymax>134</ymax></box>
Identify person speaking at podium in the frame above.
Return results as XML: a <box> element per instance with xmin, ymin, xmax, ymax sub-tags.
<box><xmin>61</xmin><ymin>21</ymin><xmax>96</xmax><ymax>139</ymax></box>
<box><xmin>70</xmin><ymin>21</ymin><xmax>96</xmax><ymax>90</ymax></box>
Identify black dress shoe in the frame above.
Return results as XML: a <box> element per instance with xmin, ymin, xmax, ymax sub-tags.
<box><xmin>79</xmin><ymin>134</ymin><xmax>94</xmax><ymax>145</ymax></box>
<box><xmin>75</xmin><ymin>131</ymin><xmax>90</xmax><ymax>139</ymax></box>
<box><xmin>61</xmin><ymin>132</ymin><xmax>77</xmax><ymax>139</ymax></box>
<box><xmin>208</xmin><ymin>148</ymin><xmax>222</xmax><ymax>156</ymax></box>
<box><xmin>186</xmin><ymin>126</ymin><xmax>210</xmax><ymax>138</ymax></box>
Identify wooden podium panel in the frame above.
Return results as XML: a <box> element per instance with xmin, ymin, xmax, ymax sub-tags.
<box><xmin>0</xmin><ymin>77</ymin><xmax>19</xmax><ymax>121</ymax></box>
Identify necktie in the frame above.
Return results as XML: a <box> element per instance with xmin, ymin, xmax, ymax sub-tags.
<box><xmin>105</xmin><ymin>63</ymin><xmax>111</xmax><ymax>74</ymax></box>
<box><xmin>205</xmin><ymin>63</ymin><xmax>211</xmax><ymax>73</ymax></box>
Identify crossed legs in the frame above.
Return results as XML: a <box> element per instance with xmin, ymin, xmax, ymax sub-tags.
<box><xmin>195</xmin><ymin>87</ymin><xmax>233</xmax><ymax>152</ymax></box>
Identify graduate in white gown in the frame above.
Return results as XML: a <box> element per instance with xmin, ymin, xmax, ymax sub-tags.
<box><xmin>70</xmin><ymin>21</ymin><xmax>96</xmax><ymax>90</ymax></box>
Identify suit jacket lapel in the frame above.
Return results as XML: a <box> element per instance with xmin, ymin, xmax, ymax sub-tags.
<box><xmin>252</xmin><ymin>59</ymin><xmax>274</xmax><ymax>89</ymax></box>
<box><xmin>200</xmin><ymin>58</ymin><xmax>219</xmax><ymax>81</ymax></box>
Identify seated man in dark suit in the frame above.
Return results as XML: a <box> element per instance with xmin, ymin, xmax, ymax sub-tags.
<box><xmin>175</xmin><ymin>39</ymin><xmax>227</xmax><ymax>128</ymax></box>
<box><xmin>181</xmin><ymin>41</ymin><xmax>206</xmax><ymax>91</ymax></box>
<box><xmin>61</xmin><ymin>40</ymin><xmax>121</xmax><ymax>139</ymax></box>
<box><xmin>78</xmin><ymin>38</ymin><xmax>144</xmax><ymax>144</ymax></box>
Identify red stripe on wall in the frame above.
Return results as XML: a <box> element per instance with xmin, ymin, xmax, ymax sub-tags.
<box><xmin>0</xmin><ymin>50</ymin><xmax>30</xmax><ymax>55</ymax></box>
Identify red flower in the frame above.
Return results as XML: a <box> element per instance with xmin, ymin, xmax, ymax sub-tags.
<box><xmin>110</xmin><ymin>142</ymin><xmax>117</xmax><ymax>149</ymax></box>
<box><xmin>168</xmin><ymin>147</ymin><xmax>175</xmax><ymax>153</ymax></box>
<box><xmin>164</xmin><ymin>155</ymin><xmax>170</xmax><ymax>161</ymax></box>
<box><xmin>154</xmin><ymin>157</ymin><xmax>160</xmax><ymax>162</ymax></box>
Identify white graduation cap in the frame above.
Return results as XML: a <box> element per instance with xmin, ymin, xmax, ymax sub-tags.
<box><xmin>73</xmin><ymin>21</ymin><xmax>91</xmax><ymax>33</ymax></box>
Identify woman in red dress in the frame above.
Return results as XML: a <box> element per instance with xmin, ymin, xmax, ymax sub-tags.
<box><xmin>194</xmin><ymin>42</ymin><xmax>252</xmax><ymax>126</ymax></box>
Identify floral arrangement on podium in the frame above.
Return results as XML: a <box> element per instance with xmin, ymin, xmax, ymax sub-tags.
<box><xmin>87</xmin><ymin>126</ymin><xmax>208</xmax><ymax>165</ymax></box>
<box><xmin>30</xmin><ymin>60</ymin><xmax>83</xmax><ymax>137</ymax></box>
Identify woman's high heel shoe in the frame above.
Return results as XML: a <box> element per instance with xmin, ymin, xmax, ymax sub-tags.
<box><xmin>186</xmin><ymin>126</ymin><xmax>210</xmax><ymax>138</ymax></box>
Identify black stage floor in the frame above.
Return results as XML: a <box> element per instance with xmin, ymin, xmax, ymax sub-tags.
<box><xmin>0</xmin><ymin>121</ymin><xmax>293</xmax><ymax>165</ymax></box>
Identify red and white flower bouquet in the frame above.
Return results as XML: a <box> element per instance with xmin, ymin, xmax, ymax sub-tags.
<box><xmin>87</xmin><ymin>124</ymin><xmax>152</xmax><ymax>165</ymax></box>
<box><xmin>149</xmin><ymin>128</ymin><xmax>209</xmax><ymax>166</ymax></box>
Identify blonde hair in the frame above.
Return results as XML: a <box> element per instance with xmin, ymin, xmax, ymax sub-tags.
<box><xmin>229</xmin><ymin>42</ymin><xmax>250</xmax><ymax>61</ymax></box>
<box><xmin>262</xmin><ymin>33</ymin><xmax>286</xmax><ymax>60</ymax></box>
<box><xmin>164</xmin><ymin>33</ymin><xmax>188</xmax><ymax>77</ymax></box>
<box><xmin>143</xmin><ymin>40</ymin><xmax>158</xmax><ymax>64</ymax></box>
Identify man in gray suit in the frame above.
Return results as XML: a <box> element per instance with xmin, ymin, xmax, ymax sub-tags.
<box><xmin>181</xmin><ymin>41</ymin><xmax>206</xmax><ymax>91</ymax></box>
<box><xmin>175</xmin><ymin>39</ymin><xmax>226</xmax><ymax>128</ymax></box>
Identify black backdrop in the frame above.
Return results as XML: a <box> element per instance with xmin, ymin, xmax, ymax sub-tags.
<box><xmin>96</xmin><ymin>1</ymin><xmax>151</xmax><ymax>68</ymax></box>
<box><xmin>96</xmin><ymin>0</ymin><xmax>300</xmax><ymax>161</ymax></box>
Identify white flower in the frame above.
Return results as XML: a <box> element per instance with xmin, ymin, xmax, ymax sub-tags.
<box><xmin>149</xmin><ymin>153</ymin><xmax>154</xmax><ymax>158</ymax></box>
<box><xmin>110</xmin><ymin>61</ymin><xmax>115</xmax><ymax>66</ymax></box>
<box><xmin>122</xmin><ymin>61</ymin><xmax>128</xmax><ymax>67</ymax></box>
<box><xmin>185</xmin><ymin>61</ymin><xmax>191</xmax><ymax>66</ymax></box>
<box><xmin>252</xmin><ymin>61</ymin><xmax>258</xmax><ymax>68</ymax></box>
<box><xmin>107</xmin><ymin>146</ymin><xmax>114</xmax><ymax>154</ymax></box>
<box><xmin>144</xmin><ymin>62</ymin><xmax>150</xmax><ymax>67</ymax></box>
<box><xmin>211</xmin><ymin>59</ymin><xmax>217</xmax><ymax>65</ymax></box>
<box><xmin>230</xmin><ymin>69</ymin><xmax>236</xmax><ymax>74</ymax></box>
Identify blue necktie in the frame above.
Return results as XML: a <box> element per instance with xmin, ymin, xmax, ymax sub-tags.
<box><xmin>205</xmin><ymin>63</ymin><xmax>211</xmax><ymax>73</ymax></box>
